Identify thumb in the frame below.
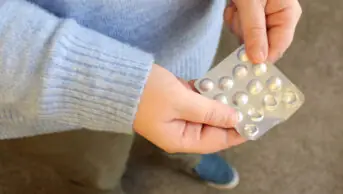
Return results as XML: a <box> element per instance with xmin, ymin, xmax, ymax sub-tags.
<box><xmin>179</xmin><ymin>90</ymin><xmax>238</xmax><ymax>129</ymax></box>
<box><xmin>233</xmin><ymin>0</ymin><xmax>268</xmax><ymax>63</ymax></box>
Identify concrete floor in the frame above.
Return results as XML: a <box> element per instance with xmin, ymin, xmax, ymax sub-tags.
<box><xmin>128</xmin><ymin>0</ymin><xmax>343</xmax><ymax>193</ymax></box>
<box><xmin>1</xmin><ymin>0</ymin><xmax>343</xmax><ymax>193</ymax></box>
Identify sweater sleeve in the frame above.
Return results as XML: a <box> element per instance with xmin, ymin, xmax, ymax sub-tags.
<box><xmin>0</xmin><ymin>0</ymin><xmax>154</xmax><ymax>137</ymax></box>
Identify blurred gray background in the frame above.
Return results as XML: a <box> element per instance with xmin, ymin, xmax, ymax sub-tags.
<box><xmin>1</xmin><ymin>0</ymin><xmax>343</xmax><ymax>193</ymax></box>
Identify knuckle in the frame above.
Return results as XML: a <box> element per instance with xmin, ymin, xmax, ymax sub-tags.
<box><xmin>245</xmin><ymin>26</ymin><xmax>266</xmax><ymax>46</ymax></box>
<box><xmin>221</xmin><ymin>115</ymin><xmax>233</xmax><ymax>128</ymax></box>
<box><xmin>219</xmin><ymin>114</ymin><xmax>233</xmax><ymax>128</ymax></box>
<box><xmin>204</xmin><ymin>109</ymin><xmax>217</xmax><ymax>124</ymax></box>
<box><xmin>248</xmin><ymin>26</ymin><xmax>266</xmax><ymax>36</ymax></box>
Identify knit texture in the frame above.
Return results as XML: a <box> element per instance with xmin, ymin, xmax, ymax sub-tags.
<box><xmin>0</xmin><ymin>0</ymin><xmax>225</xmax><ymax>138</ymax></box>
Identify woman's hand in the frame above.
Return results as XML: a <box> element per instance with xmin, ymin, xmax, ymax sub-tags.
<box><xmin>134</xmin><ymin>65</ymin><xmax>246</xmax><ymax>154</ymax></box>
<box><xmin>225</xmin><ymin>0</ymin><xmax>302</xmax><ymax>63</ymax></box>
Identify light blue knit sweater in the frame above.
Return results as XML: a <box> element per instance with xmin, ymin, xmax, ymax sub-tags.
<box><xmin>0</xmin><ymin>0</ymin><xmax>226</xmax><ymax>138</ymax></box>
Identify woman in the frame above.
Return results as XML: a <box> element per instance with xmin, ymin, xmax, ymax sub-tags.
<box><xmin>0</xmin><ymin>0</ymin><xmax>301</xmax><ymax>193</ymax></box>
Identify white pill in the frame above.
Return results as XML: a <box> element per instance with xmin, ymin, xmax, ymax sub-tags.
<box><xmin>247</xmin><ymin>79</ymin><xmax>263</xmax><ymax>95</ymax></box>
<box><xmin>238</xmin><ymin>49</ymin><xmax>249</xmax><ymax>62</ymax></box>
<box><xmin>218</xmin><ymin>76</ymin><xmax>234</xmax><ymax>90</ymax></box>
<box><xmin>199</xmin><ymin>78</ymin><xmax>214</xmax><ymax>92</ymax></box>
<box><xmin>283</xmin><ymin>91</ymin><xmax>297</xmax><ymax>105</ymax></box>
<box><xmin>244</xmin><ymin>124</ymin><xmax>259</xmax><ymax>137</ymax></box>
<box><xmin>253</xmin><ymin>63</ymin><xmax>267</xmax><ymax>76</ymax></box>
<box><xmin>248</xmin><ymin>108</ymin><xmax>264</xmax><ymax>122</ymax></box>
<box><xmin>214</xmin><ymin>94</ymin><xmax>228</xmax><ymax>104</ymax></box>
<box><xmin>267</xmin><ymin>76</ymin><xmax>282</xmax><ymax>92</ymax></box>
<box><xmin>233</xmin><ymin>65</ymin><xmax>248</xmax><ymax>79</ymax></box>
<box><xmin>263</xmin><ymin>94</ymin><xmax>278</xmax><ymax>110</ymax></box>
<box><xmin>233</xmin><ymin>92</ymin><xmax>249</xmax><ymax>106</ymax></box>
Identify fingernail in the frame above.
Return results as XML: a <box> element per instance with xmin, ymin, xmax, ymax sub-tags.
<box><xmin>256</xmin><ymin>51</ymin><xmax>266</xmax><ymax>63</ymax></box>
<box><xmin>249</xmin><ymin>51</ymin><xmax>265</xmax><ymax>64</ymax></box>
<box><xmin>249</xmin><ymin>45</ymin><xmax>267</xmax><ymax>63</ymax></box>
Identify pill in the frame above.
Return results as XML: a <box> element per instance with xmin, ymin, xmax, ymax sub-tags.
<box><xmin>263</xmin><ymin>94</ymin><xmax>278</xmax><ymax>110</ymax></box>
<box><xmin>214</xmin><ymin>94</ymin><xmax>228</xmax><ymax>104</ymax></box>
<box><xmin>244</xmin><ymin>124</ymin><xmax>259</xmax><ymax>137</ymax></box>
<box><xmin>283</xmin><ymin>91</ymin><xmax>297</xmax><ymax>105</ymax></box>
<box><xmin>199</xmin><ymin>78</ymin><xmax>214</xmax><ymax>92</ymax></box>
<box><xmin>267</xmin><ymin>76</ymin><xmax>282</xmax><ymax>92</ymax></box>
<box><xmin>218</xmin><ymin>76</ymin><xmax>234</xmax><ymax>90</ymax></box>
<box><xmin>233</xmin><ymin>92</ymin><xmax>249</xmax><ymax>106</ymax></box>
<box><xmin>238</xmin><ymin>49</ymin><xmax>249</xmax><ymax>62</ymax></box>
<box><xmin>253</xmin><ymin>63</ymin><xmax>267</xmax><ymax>76</ymax></box>
<box><xmin>247</xmin><ymin>79</ymin><xmax>263</xmax><ymax>95</ymax></box>
<box><xmin>248</xmin><ymin>108</ymin><xmax>264</xmax><ymax>122</ymax></box>
<box><xmin>233</xmin><ymin>65</ymin><xmax>248</xmax><ymax>79</ymax></box>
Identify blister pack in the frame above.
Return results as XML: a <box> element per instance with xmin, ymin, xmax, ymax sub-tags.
<box><xmin>194</xmin><ymin>45</ymin><xmax>304</xmax><ymax>140</ymax></box>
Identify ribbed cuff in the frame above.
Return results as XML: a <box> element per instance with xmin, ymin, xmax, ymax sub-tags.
<box><xmin>40</xmin><ymin>20</ymin><xmax>154</xmax><ymax>133</ymax></box>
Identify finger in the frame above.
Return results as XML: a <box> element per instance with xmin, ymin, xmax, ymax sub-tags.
<box><xmin>198</xmin><ymin>126</ymin><xmax>246</xmax><ymax>153</ymax></box>
<box><xmin>232</xmin><ymin>12</ymin><xmax>243</xmax><ymax>40</ymax></box>
<box><xmin>178</xmin><ymin>78</ymin><xmax>194</xmax><ymax>91</ymax></box>
<box><xmin>178</xmin><ymin>90</ymin><xmax>238</xmax><ymax>129</ymax></box>
<box><xmin>267</xmin><ymin>27</ymin><xmax>293</xmax><ymax>63</ymax></box>
<box><xmin>183</xmin><ymin>125</ymin><xmax>246</xmax><ymax>154</ymax></box>
<box><xmin>266</xmin><ymin>1</ymin><xmax>302</xmax><ymax>62</ymax></box>
<box><xmin>224</xmin><ymin>3</ymin><xmax>236</xmax><ymax>25</ymax></box>
<box><xmin>233</xmin><ymin>0</ymin><xmax>268</xmax><ymax>63</ymax></box>
<box><xmin>224</xmin><ymin>5</ymin><xmax>244</xmax><ymax>42</ymax></box>
<box><xmin>179</xmin><ymin>122</ymin><xmax>203</xmax><ymax>151</ymax></box>
<box><xmin>187</xmin><ymin>80</ymin><xmax>197</xmax><ymax>92</ymax></box>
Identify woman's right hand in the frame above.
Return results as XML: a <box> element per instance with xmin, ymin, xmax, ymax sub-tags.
<box><xmin>133</xmin><ymin>64</ymin><xmax>246</xmax><ymax>154</ymax></box>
